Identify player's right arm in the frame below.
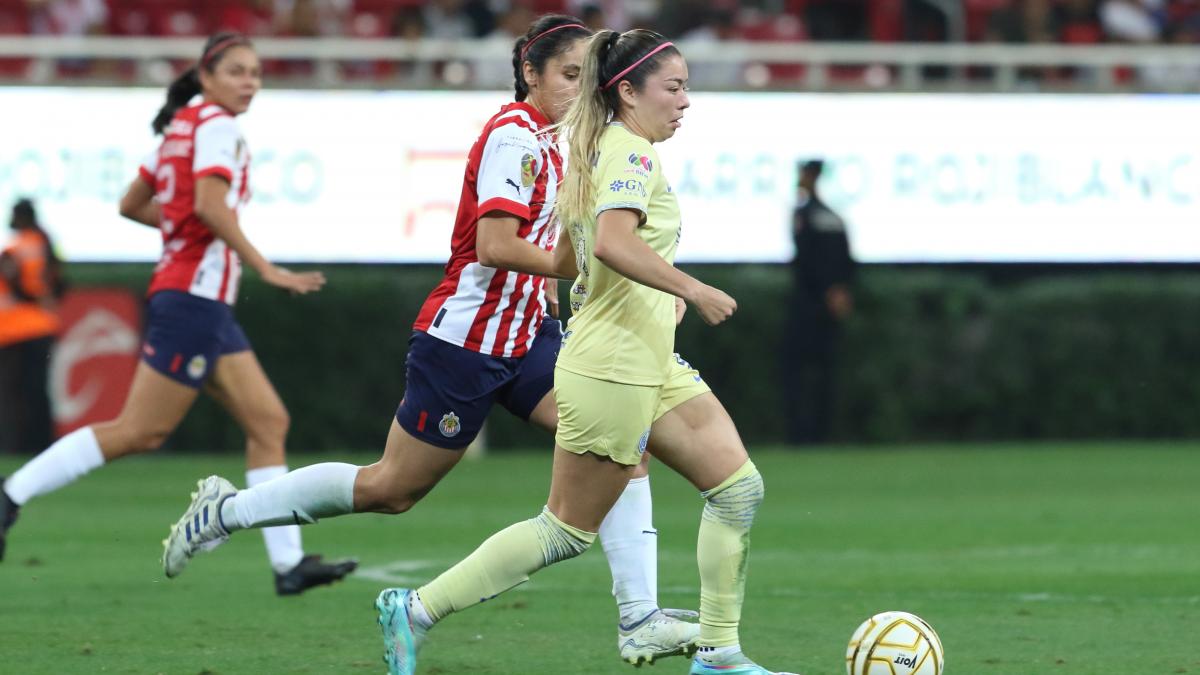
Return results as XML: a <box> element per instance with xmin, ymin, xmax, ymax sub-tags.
<box><xmin>473</xmin><ymin>120</ymin><xmax>564</xmax><ymax>277</ymax></box>
<box><xmin>193</xmin><ymin>177</ymin><xmax>324</xmax><ymax>295</ymax></box>
<box><xmin>475</xmin><ymin>213</ymin><xmax>556</xmax><ymax>277</ymax></box>
<box><xmin>550</xmin><ymin>223</ymin><xmax>579</xmax><ymax>280</ymax></box>
<box><xmin>118</xmin><ymin>177</ymin><xmax>160</xmax><ymax>228</ymax></box>
<box><xmin>119</xmin><ymin>151</ymin><xmax>161</xmax><ymax>228</ymax></box>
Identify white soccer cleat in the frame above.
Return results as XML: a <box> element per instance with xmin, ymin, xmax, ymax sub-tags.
<box><xmin>162</xmin><ymin>476</ymin><xmax>236</xmax><ymax>578</ymax></box>
<box><xmin>618</xmin><ymin>609</ymin><xmax>701</xmax><ymax>666</ymax></box>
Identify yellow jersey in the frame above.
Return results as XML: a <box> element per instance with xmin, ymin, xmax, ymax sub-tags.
<box><xmin>558</xmin><ymin>123</ymin><xmax>682</xmax><ymax>386</ymax></box>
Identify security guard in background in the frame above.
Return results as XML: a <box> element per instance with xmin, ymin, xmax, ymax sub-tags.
<box><xmin>0</xmin><ymin>199</ymin><xmax>64</xmax><ymax>454</ymax></box>
<box><xmin>784</xmin><ymin>160</ymin><xmax>855</xmax><ymax>445</ymax></box>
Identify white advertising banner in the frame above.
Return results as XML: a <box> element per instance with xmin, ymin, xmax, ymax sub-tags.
<box><xmin>1</xmin><ymin>89</ymin><xmax>1196</xmax><ymax>263</ymax></box>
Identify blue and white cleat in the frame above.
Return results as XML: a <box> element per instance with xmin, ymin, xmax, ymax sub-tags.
<box><xmin>162</xmin><ymin>476</ymin><xmax>236</xmax><ymax>578</ymax></box>
<box><xmin>688</xmin><ymin>649</ymin><xmax>800</xmax><ymax>674</ymax></box>
<box><xmin>376</xmin><ymin>587</ymin><xmax>426</xmax><ymax>675</ymax></box>
<box><xmin>619</xmin><ymin>609</ymin><xmax>701</xmax><ymax>666</ymax></box>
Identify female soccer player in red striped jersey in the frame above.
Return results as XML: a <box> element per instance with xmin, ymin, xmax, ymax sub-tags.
<box><xmin>0</xmin><ymin>33</ymin><xmax>355</xmax><ymax>595</ymax></box>
<box><xmin>164</xmin><ymin>16</ymin><xmax>699</xmax><ymax>666</ymax></box>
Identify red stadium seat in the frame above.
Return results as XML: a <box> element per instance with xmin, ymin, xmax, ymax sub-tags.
<box><xmin>0</xmin><ymin>2</ymin><xmax>30</xmax><ymax>76</ymax></box>
<box><xmin>349</xmin><ymin>9</ymin><xmax>390</xmax><ymax>38</ymax></box>
<box><xmin>352</xmin><ymin>0</ymin><xmax>420</xmax><ymax>12</ymax></box>
<box><xmin>0</xmin><ymin>3</ymin><xmax>28</xmax><ymax>34</ymax></box>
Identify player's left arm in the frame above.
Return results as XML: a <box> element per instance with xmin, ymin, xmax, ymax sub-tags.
<box><xmin>195</xmin><ymin>177</ymin><xmax>324</xmax><ymax>295</ymax></box>
<box><xmin>118</xmin><ymin>177</ymin><xmax>160</xmax><ymax>228</ymax></box>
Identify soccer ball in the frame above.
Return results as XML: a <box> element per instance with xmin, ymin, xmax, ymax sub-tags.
<box><xmin>845</xmin><ymin>611</ymin><xmax>944</xmax><ymax>675</ymax></box>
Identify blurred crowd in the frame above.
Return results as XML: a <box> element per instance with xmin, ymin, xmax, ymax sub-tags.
<box><xmin>2</xmin><ymin>0</ymin><xmax>1198</xmax><ymax>44</ymax></box>
<box><xmin>0</xmin><ymin>0</ymin><xmax>1197</xmax><ymax>87</ymax></box>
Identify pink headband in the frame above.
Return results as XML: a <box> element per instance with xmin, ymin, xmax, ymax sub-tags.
<box><xmin>603</xmin><ymin>41</ymin><xmax>674</xmax><ymax>90</ymax></box>
<box><xmin>201</xmin><ymin>36</ymin><xmax>245</xmax><ymax>68</ymax></box>
<box><xmin>520</xmin><ymin>24</ymin><xmax>587</xmax><ymax>61</ymax></box>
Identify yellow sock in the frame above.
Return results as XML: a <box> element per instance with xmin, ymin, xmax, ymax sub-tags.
<box><xmin>417</xmin><ymin>506</ymin><xmax>596</xmax><ymax>622</ymax></box>
<box><xmin>697</xmin><ymin>460</ymin><xmax>763</xmax><ymax>648</ymax></box>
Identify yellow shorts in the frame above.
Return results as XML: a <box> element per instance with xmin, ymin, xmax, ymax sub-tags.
<box><xmin>655</xmin><ymin>353</ymin><xmax>711</xmax><ymax>421</ymax></box>
<box><xmin>554</xmin><ymin>354</ymin><xmax>710</xmax><ymax>466</ymax></box>
<box><xmin>554</xmin><ymin>367</ymin><xmax>660</xmax><ymax>466</ymax></box>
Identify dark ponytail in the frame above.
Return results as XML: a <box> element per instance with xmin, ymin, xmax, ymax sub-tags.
<box><xmin>151</xmin><ymin>32</ymin><xmax>253</xmax><ymax>135</ymax></box>
<box><xmin>152</xmin><ymin>66</ymin><xmax>201</xmax><ymax>134</ymax></box>
<box><xmin>512</xmin><ymin>14</ymin><xmax>592</xmax><ymax>102</ymax></box>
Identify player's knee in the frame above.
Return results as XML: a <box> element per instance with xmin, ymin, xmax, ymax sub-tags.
<box><xmin>126</xmin><ymin>427</ymin><xmax>171</xmax><ymax>454</ymax></box>
<box><xmin>358</xmin><ymin>472</ymin><xmax>425</xmax><ymax>514</ymax></box>
<box><xmin>248</xmin><ymin>405</ymin><xmax>290</xmax><ymax>447</ymax></box>
<box><xmin>702</xmin><ymin>464</ymin><xmax>764</xmax><ymax>528</ymax></box>
<box><xmin>535</xmin><ymin>508</ymin><xmax>596</xmax><ymax>565</ymax></box>
<box><xmin>373</xmin><ymin>491</ymin><xmax>420</xmax><ymax>514</ymax></box>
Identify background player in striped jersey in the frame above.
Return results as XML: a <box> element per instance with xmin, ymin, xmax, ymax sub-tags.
<box><xmin>371</xmin><ymin>30</ymin><xmax>798</xmax><ymax>675</ymax></box>
<box><xmin>0</xmin><ymin>33</ymin><xmax>356</xmax><ymax>596</ymax></box>
<box><xmin>164</xmin><ymin>16</ymin><xmax>698</xmax><ymax>666</ymax></box>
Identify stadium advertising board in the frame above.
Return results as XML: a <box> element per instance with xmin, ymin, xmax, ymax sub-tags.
<box><xmin>1</xmin><ymin>89</ymin><xmax>1196</xmax><ymax>263</ymax></box>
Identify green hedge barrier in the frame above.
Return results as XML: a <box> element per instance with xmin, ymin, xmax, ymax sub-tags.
<box><xmin>62</xmin><ymin>263</ymin><xmax>1200</xmax><ymax>451</ymax></box>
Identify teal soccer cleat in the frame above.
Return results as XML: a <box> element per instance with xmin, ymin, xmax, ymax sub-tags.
<box><xmin>376</xmin><ymin>588</ymin><xmax>427</xmax><ymax>675</ymax></box>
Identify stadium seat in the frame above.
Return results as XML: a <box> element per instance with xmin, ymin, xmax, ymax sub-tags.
<box><xmin>0</xmin><ymin>2</ymin><xmax>29</xmax><ymax>77</ymax></box>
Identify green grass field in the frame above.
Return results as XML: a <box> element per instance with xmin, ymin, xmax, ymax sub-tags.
<box><xmin>2</xmin><ymin>444</ymin><xmax>1198</xmax><ymax>674</ymax></box>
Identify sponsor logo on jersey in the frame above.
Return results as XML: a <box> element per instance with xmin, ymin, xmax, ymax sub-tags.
<box><xmin>520</xmin><ymin>154</ymin><xmax>536</xmax><ymax>187</ymax></box>
<box><xmin>609</xmin><ymin>179</ymin><xmax>646</xmax><ymax>196</ymax></box>
<box><xmin>439</xmin><ymin>411</ymin><xmax>461</xmax><ymax>437</ymax></box>
<box><xmin>628</xmin><ymin>153</ymin><xmax>653</xmax><ymax>172</ymax></box>
<box><xmin>187</xmin><ymin>354</ymin><xmax>207</xmax><ymax>380</ymax></box>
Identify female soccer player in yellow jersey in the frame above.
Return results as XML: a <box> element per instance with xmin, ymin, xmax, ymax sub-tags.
<box><xmin>163</xmin><ymin>16</ymin><xmax>697</xmax><ymax>667</ymax></box>
<box><xmin>374</xmin><ymin>29</ymin><xmax>798</xmax><ymax>675</ymax></box>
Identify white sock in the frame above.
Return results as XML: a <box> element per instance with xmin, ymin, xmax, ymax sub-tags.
<box><xmin>246</xmin><ymin>466</ymin><xmax>306</xmax><ymax>574</ymax></box>
<box><xmin>598</xmin><ymin>475</ymin><xmax>659</xmax><ymax>625</ymax></box>
<box><xmin>4</xmin><ymin>427</ymin><xmax>104</xmax><ymax>505</ymax></box>
<box><xmin>697</xmin><ymin>644</ymin><xmax>742</xmax><ymax>663</ymax></box>
<box><xmin>221</xmin><ymin>462</ymin><xmax>358</xmax><ymax>533</ymax></box>
<box><xmin>409</xmin><ymin>590</ymin><xmax>435</xmax><ymax>630</ymax></box>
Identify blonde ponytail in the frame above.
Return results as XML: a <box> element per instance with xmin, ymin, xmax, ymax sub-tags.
<box><xmin>555</xmin><ymin>30</ymin><xmax>618</xmax><ymax>230</ymax></box>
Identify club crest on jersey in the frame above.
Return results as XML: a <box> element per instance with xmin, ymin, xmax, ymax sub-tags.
<box><xmin>628</xmin><ymin>153</ymin><xmax>653</xmax><ymax>172</ymax></box>
<box><xmin>520</xmin><ymin>154</ymin><xmax>536</xmax><ymax>187</ymax></box>
<box><xmin>187</xmin><ymin>354</ymin><xmax>207</xmax><ymax>380</ymax></box>
<box><xmin>439</xmin><ymin>412</ymin><xmax>462</xmax><ymax>438</ymax></box>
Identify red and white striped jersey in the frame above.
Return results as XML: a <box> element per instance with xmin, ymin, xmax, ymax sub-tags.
<box><xmin>413</xmin><ymin>102</ymin><xmax>561</xmax><ymax>358</ymax></box>
<box><xmin>139</xmin><ymin>102</ymin><xmax>250</xmax><ymax>305</ymax></box>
